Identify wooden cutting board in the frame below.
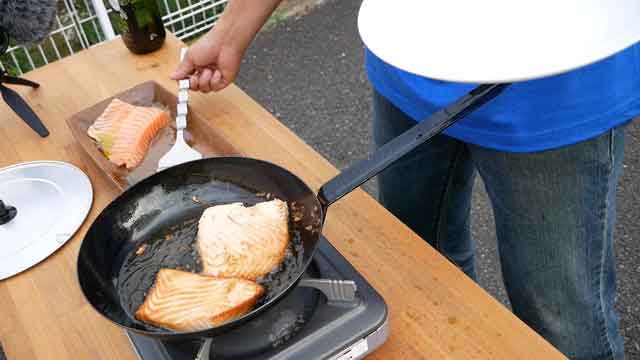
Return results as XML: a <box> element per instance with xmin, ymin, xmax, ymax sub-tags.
<box><xmin>66</xmin><ymin>81</ymin><xmax>241</xmax><ymax>190</ymax></box>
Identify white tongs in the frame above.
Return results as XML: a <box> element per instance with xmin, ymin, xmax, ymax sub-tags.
<box><xmin>157</xmin><ymin>48</ymin><xmax>203</xmax><ymax>172</ymax></box>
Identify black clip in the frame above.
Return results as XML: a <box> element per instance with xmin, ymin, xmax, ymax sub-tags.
<box><xmin>0</xmin><ymin>200</ymin><xmax>17</xmax><ymax>225</ymax></box>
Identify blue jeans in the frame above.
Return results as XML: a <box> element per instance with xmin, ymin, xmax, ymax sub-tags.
<box><xmin>372</xmin><ymin>91</ymin><xmax>626</xmax><ymax>360</ymax></box>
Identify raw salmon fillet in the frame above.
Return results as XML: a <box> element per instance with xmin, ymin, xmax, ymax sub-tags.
<box><xmin>87</xmin><ymin>98</ymin><xmax>170</xmax><ymax>169</ymax></box>
<box><xmin>197</xmin><ymin>199</ymin><xmax>290</xmax><ymax>280</ymax></box>
<box><xmin>135</xmin><ymin>268</ymin><xmax>264</xmax><ymax>331</ymax></box>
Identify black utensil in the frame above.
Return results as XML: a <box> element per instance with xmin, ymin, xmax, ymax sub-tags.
<box><xmin>0</xmin><ymin>27</ymin><xmax>49</xmax><ymax>137</ymax></box>
<box><xmin>0</xmin><ymin>200</ymin><xmax>17</xmax><ymax>225</ymax></box>
<box><xmin>0</xmin><ymin>79</ymin><xmax>49</xmax><ymax>137</ymax></box>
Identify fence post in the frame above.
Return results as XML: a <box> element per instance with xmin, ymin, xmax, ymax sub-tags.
<box><xmin>90</xmin><ymin>0</ymin><xmax>116</xmax><ymax>40</ymax></box>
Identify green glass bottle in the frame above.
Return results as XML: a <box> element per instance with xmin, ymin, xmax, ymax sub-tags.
<box><xmin>110</xmin><ymin>0</ymin><xmax>166</xmax><ymax>54</ymax></box>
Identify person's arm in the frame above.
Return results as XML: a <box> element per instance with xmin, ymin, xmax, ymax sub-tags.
<box><xmin>171</xmin><ymin>0</ymin><xmax>283</xmax><ymax>92</ymax></box>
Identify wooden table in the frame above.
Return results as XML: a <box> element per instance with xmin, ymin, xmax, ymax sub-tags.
<box><xmin>0</xmin><ymin>34</ymin><xmax>567</xmax><ymax>360</ymax></box>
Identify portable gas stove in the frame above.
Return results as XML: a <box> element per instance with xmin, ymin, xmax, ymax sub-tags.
<box><xmin>126</xmin><ymin>236</ymin><xmax>389</xmax><ymax>360</ymax></box>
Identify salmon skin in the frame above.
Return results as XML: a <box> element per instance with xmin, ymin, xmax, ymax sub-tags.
<box><xmin>87</xmin><ymin>98</ymin><xmax>170</xmax><ymax>169</ymax></box>
<box><xmin>197</xmin><ymin>199</ymin><xmax>290</xmax><ymax>280</ymax></box>
<box><xmin>135</xmin><ymin>268</ymin><xmax>264</xmax><ymax>332</ymax></box>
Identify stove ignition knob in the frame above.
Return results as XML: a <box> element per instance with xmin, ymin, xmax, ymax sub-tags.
<box><xmin>0</xmin><ymin>200</ymin><xmax>17</xmax><ymax>225</ymax></box>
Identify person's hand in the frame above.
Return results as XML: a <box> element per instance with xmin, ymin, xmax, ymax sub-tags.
<box><xmin>170</xmin><ymin>26</ymin><xmax>242</xmax><ymax>93</ymax></box>
<box><xmin>170</xmin><ymin>0</ymin><xmax>283</xmax><ymax>93</ymax></box>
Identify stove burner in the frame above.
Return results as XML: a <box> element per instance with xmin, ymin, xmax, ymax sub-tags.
<box><xmin>126</xmin><ymin>237</ymin><xmax>389</xmax><ymax>360</ymax></box>
<box><xmin>156</xmin><ymin>263</ymin><xmax>321</xmax><ymax>359</ymax></box>
<box><xmin>210</xmin><ymin>269</ymin><xmax>320</xmax><ymax>358</ymax></box>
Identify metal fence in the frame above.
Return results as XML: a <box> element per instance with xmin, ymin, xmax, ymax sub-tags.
<box><xmin>0</xmin><ymin>0</ymin><xmax>227</xmax><ymax>76</ymax></box>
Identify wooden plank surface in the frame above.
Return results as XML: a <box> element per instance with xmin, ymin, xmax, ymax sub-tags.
<box><xmin>0</xmin><ymin>33</ymin><xmax>567</xmax><ymax>360</ymax></box>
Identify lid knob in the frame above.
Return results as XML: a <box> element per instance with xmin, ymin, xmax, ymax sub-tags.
<box><xmin>0</xmin><ymin>200</ymin><xmax>17</xmax><ymax>225</ymax></box>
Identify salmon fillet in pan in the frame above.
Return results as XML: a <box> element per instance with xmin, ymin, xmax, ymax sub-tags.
<box><xmin>135</xmin><ymin>268</ymin><xmax>264</xmax><ymax>331</ymax></box>
<box><xmin>197</xmin><ymin>199</ymin><xmax>290</xmax><ymax>280</ymax></box>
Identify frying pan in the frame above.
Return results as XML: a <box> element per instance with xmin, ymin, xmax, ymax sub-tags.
<box><xmin>77</xmin><ymin>84</ymin><xmax>508</xmax><ymax>342</ymax></box>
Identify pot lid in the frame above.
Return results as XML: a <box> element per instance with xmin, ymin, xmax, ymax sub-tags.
<box><xmin>358</xmin><ymin>0</ymin><xmax>640</xmax><ymax>83</ymax></box>
<box><xmin>0</xmin><ymin>161</ymin><xmax>93</xmax><ymax>280</ymax></box>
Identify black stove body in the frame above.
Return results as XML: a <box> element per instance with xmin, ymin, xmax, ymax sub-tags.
<box><xmin>126</xmin><ymin>237</ymin><xmax>389</xmax><ymax>360</ymax></box>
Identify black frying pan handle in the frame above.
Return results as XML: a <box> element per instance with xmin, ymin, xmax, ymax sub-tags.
<box><xmin>317</xmin><ymin>83</ymin><xmax>510</xmax><ymax>210</ymax></box>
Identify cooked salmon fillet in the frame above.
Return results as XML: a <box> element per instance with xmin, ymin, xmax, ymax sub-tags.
<box><xmin>135</xmin><ymin>268</ymin><xmax>264</xmax><ymax>331</ymax></box>
<box><xmin>87</xmin><ymin>98</ymin><xmax>170</xmax><ymax>169</ymax></box>
<box><xmin>197</xmin><ymin>199</ymin><xmax>290</xmax><ymax>280</ymax></box>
